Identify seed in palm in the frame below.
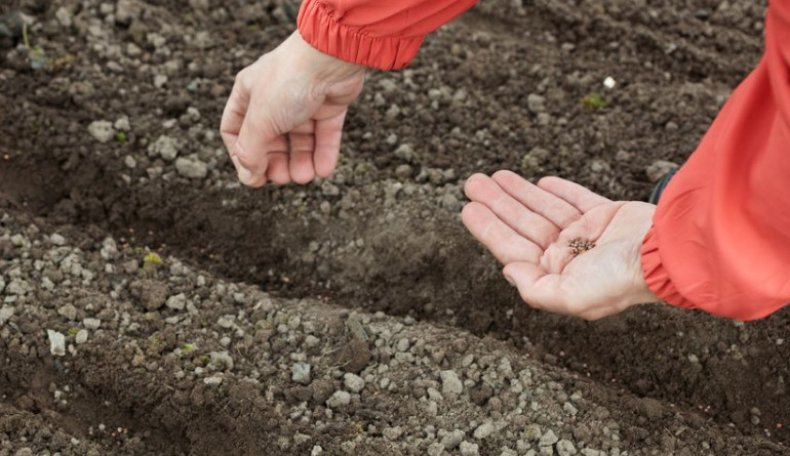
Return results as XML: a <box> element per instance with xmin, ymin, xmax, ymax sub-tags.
<box><xmin>569</xmin><ymin>238</ymin><xmax>596</xmax><ymax>256</ymax></box>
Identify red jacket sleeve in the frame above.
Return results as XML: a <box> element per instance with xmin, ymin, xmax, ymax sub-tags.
<box><xmin>297</xmin><ymin>0</ymin><xmax>477</xmax><ymax>71</ymax></box>
<box><xmin>641</xmin><ymin>0</ymin><xmax>790</xmax><ymax>320</ymax></box>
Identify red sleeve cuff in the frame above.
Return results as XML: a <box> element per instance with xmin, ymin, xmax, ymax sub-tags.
<box><xmin>641</xmin><ymin>227</ymin><xmax>696</xmax><ymax>310</ymax></box>
<box><xmin>297</xmin><ymin>0</ymin><xmax>426</xmax><ymax>71</ymax></box>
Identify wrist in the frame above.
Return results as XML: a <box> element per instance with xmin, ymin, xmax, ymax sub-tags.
<box><xmin>282</xmin><ymin>31</ymin><xmax>364</xmax><ymax>85</ymax></box>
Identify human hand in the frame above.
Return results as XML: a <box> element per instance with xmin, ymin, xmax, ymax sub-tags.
<box><xmin>462</xmin><ymin>171</ymin><xmax>659</xmax><ymax>320</ymax></box>
<box><xmin>221</xmin><ymin>32</ymin><xmax>365</xmax><ymax>187</ymax></box>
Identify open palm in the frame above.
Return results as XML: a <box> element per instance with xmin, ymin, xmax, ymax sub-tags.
<box><xmin>462</xmin><ymin>171</ymin><xmax>659</xmax><ymax>320</ymax></box>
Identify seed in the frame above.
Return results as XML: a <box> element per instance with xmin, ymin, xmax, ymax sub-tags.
<box><xmin>568</xmin><ymin>238</ymin><xmax>596</xmax><ymax>256</ymax></box>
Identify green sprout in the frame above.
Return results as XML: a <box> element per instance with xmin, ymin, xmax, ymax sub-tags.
<box><xmin>180</xmin><ymin>343</ymin><xmax>195</xmax><ymax>353</ymax></box>
<box><xmin>142</xmin><ymin>252</ymin><xmax>163</xmax><ymax>271</ymax></box>
<box><xmin>582</xmin><ymin>92</ymin><xmax>608</xmax><ymax>110</ymax></box>
<box><xmin>22</xmin><ymin>22</ymin><xmax>49</xmax><ymax>70</ymax></box>
<box><xmin>116</xmin><ymin>131</ymin><xmax>128</xmax><ymax>143</ymax></box>
<box><xmin>66</xmin><ymin>327</ymin><xmax>79</xmax><ymax>337</ymax></box>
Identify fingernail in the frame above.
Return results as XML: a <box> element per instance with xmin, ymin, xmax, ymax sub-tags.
<box><xmin>504</xmin><ymin>274</ymin><xmax>515</xmax><ymax>287</ymax></box>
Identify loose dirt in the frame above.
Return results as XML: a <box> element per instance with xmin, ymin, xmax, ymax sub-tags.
<box><xmin>1</xmin><ymin>0</ymin><xmax>787</xmax><ymax>455</ymax></box>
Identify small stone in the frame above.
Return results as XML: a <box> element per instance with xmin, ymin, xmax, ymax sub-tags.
<box><xmin>557</xmin><ymin>440</ymin><xmax>577</xmax><ymax>456</ymax></box>
<box><xmin>166</xmin><ymin>293</ymin><xmax>187</xmax><ymax>310</ymax></box>
<box><xmin>383</xmin><ymin>426</ymin><xmax>404</xmax><ymax>441</ymax></box>
<box><xmin>0</xmin><ymin>306</ymin><xmax>14</xmax><ymax>324</ymax></box>
<box><xmin>83</xmin><ymin>318</ymin><xmax>101</xmax><ymax>330</ymax></box>
<box><xmin>520</xmin><ymin>424</ymin><xmax>540</xmax><ymax>443</ymax></box>
<box><xmin>50</xmin><ymin>233</ymin><xmax>66</xmax><ymax>245</ymax></box>
<box><xmin>203</xmin><ymin>375</ymin><xmax>223</xmax><ymax>385</ymax></box>
<box><xmin>442</xmin><ymin>429</ymin><xmax>466</xmax><ymax>451</ymax></box>
<box><xmin>500</xmin><ymin>449</ymin><xmax>517</xmax><ymax>456</ymax></box>
<box><xmin>55</xmin><ymin>7</ymin><xmax>73</xmax><ymax>27</ymax></box>
<box><xmin>47</xmin><ymin>330</ymin><xmax>66</xmax><ymax>357</ymax></box>
<box><xmin>343</xmin><ymin>373</ymin><xmax>365</xmax><ymax>393</ymax></box>
<box><xmin>440</xmin><ymin>370</ymin><xmax>463</xmax><ymax>396</ymax></box>
<box><xmin>124</xmin><ymin>155</ymin><xmax>137</xmax><ymax>169</ymax></box>
<box><xmin>58</xmin><ymin>304</ymin><xmax>78</xmax><ymax>320</ymax></box>
<box><xmin>148</xmin><ymin>135</ymin><xmax>180</xmax><ymax>161</ymax></box>
<box><xmin>442</xmin><ymin>430</ymin><xmax>466</xmax><ymax>449</ymax></box>
<box><xmin>292</xmin><ymin>363</ymin><xmax>312</xmax><ymax>385</ymax></box>
<box><xmin>527</xmin><ymin>94</ymin><xmax>546</xmax><ymax>113</ymax></box>
<box><xmin>114</xmin><ymin>116</ymin><xmax>131</xmax><ymax>131</ymax></box>
<box><xmin>563</xmin><ymin>401</ymin><xmax>578</xmax><ymax>416</ymax></box>
<box><xmin>175</xmin><ymin>157</ymin><xmax>208</xmax><ymax>179</ymax></box>
<box><xmin>311</xmin><ymin>446</ymin><xmax>323</xmax><ymax>456</ymax></box>
<box><xmin>75</xmin><ymin>330</ymin><xmax>89</xmax><ymax>345</ymax></box>
<box><xmin>326</xmin><ymin>390</ymin><xmax>351</xmax><ymax>409</ymax></box>
<box><xmin>603</xmin><ymin>77</ymin><xmax>616</xmax><ymax>89</ymax></box>
<box><xmin>88</xmin><ymin>121</ymin><xmax>115</xmax><ymax>143</ymax></box>
<box><xmin>459</xmin><ymin>441</ymin><xmax>480</xmax><ymax>456</ymax></box>
<box><xmin>208</xmin><ymin>351</ymin><xmax>234</xmax><ymax>371</ymax></box>
<box><xmin>540</xmin><ymin>430</ymin><xmax>558</xmax><ymax>447</ymax></box>
<box><xmin>473</xmin><ymin>422</ymin><xmax>495</xmax><ymax>440</ymax></box>
<box><xmin>396</xmin><ymin>338</ymin><xmax>410</xmax><ymax>352</ymax></box>
<box><xmin>645</xmin><ymin>160</ymin><xmax>678</xmax><ymax>183</ymax></box>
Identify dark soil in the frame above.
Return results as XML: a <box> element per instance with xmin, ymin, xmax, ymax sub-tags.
<box><xmin>1</xmin><ymin>0</ymin><xmax>787</xmax><ymax>454</ymax></box>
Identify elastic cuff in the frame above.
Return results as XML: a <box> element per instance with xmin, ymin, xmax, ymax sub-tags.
<box><xmin>641</xmin><ymin>227</ymin><xmax>696</xmax><ymax>310</ymax></box>
<box><xmin>297</xmin><ymin>0</ymin><xmax>425</xmax><ymax>71</ymax></box>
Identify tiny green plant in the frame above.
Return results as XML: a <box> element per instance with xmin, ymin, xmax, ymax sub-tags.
<box><xmin>143</xmin><ymin>251</ymin><xmax>163</xmax><ymax>270</ymax></box>
<box><xmin>66</xmin><ymin>327</ymin><xmax>79</xmax><ymax>337</ymax></box>
<box><xmin>22</xmin><ymin>22</ymin><xmax>49</xmax><ymax>70</ymax></box>
<box><xmin>116</xmin><ymin>132</ymin><xmax>128</xmax><ymax>143</ymax></box>
<box><xmin>180</xmin><ymin>342</ymin><xmax>195</xmax><ymax>353</ymax></box>
<box><xmin>582</xmin><ymin>92</ymin><xmax>607</xmax><ymax>110</ymax></box>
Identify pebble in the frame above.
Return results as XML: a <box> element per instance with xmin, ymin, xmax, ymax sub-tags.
<box><xmin>557</xmin><ymin>440</ymin><xmax>578</xmax><ymax>456</ymax></box>
<box><xmin>83</xmin><ymin>318</ymin><xmax>101</xmax><ymax>330</ymax></box>
<box><xmin>540</xmin><ymin>430</ymin><xmax>558</xmax><ymax>447</ymax></box>
<box><xmin>166</xmin><ymin>293</ymin><xmax>187</xmax><ymax>310</ymax></box>
<box><xmin>47</xmin><ymin>330</ymin><xmax>66</xmax><ymax>357</ymax></box>
<box><xmin>0</xmin><ymin>306</ymin><xmax>13</xmax><ymax>324</ymax></box>
<box><xmin>326</xmin><ymin>390</ymin><xmax>351</xmax><ymax>409</ymax></box>
<box><xmin>442</xmin><ymin>430</ymin><xmax>466</xmax><ymax>449</ymax></box>
<box><xmin>208</xmin><ymin>351</ymin><xmax>234</xmax><ymax>371</ymax></box>
<box><xmin>292</xmin><ymin>363</ymin><xmax>312</xmax><ymax>385</ymax></box>
<box><xmin>148</xmin><ymin>135</ymin><xmax>180</xmax><ymax>161</ymax></box>
<box><xmin>55</xmin><ymin>7</ymin><xmax>72</xmax><ymax>27</ymax></box>
<box><xmin>603</xmin><ymin>77</ymin><xmax>616</xmax><ymax>89</ymax></box>
<box><xmin>563</xmin><ymin>401</ymin><xmax>578</xmax><ymax>416</ymax></box>
<box><xmin>527</xmin><ymin>94</ymin><xmax>546</xmax><ymax>113</ymax></box>
<box><xmin>473</xmin><ymin>421</ymin><xmax>495</xmax><ymax>440</ymax></box>
<box><xmin>311</xmin><ymin>446</ymin><xmax>323</xmax><ymax>456</ymax></box>
<box><xmin>382</xmin><ymin>426</ymin><xmax>403</xmax><ymax>440</ymax></box>
<box><xmin>175</xmin><ymin>157</ymin><xmax>208</xmax><ymax>179</ymax></box>
<box><xmin>58</xmin><ymin>304</ymin><xmax>78</xmax><ymax>320</ymax></box>
<box><xmin>75</xmin><ymin>329</ymin><xmax>89</xmax><ymax>345</ymax></box>
<box><xmin>440</xmin><ymin>370</ymin><xmax>463</xmax><ymax>396</ymax></box>
<box><xmin>343</xmin><ymin>373</ymin><xmax>365</xmax><ymax>393</ymax></box>
<box><xmin>88</xmin><ymin>120</ymin><xmax>115</xmax><ymax>143</ymax></box>
<box><xmin>525</xmin><ymin>424</ymin><xmax>542</xmax><ymax>441</ymax></box>
<box><xmin>50</xmin><ymin>233</ymin><xmax>66</xmax><ymax>245</ymax></box>
<box><xmin>459</xmin><ymin>441</ymin><xmax>480</xmax><ymax>456</ymax></box>
<box><xmin>645</xmin><ymin>160</ymin><xmax>678</xmax><ymax>183</ymax></box>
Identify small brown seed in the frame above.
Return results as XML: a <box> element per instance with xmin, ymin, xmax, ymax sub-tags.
<box><xmin>569</xmin><ymin>238</ymin><xmax>596</xmax><ymax>256</ymax></box>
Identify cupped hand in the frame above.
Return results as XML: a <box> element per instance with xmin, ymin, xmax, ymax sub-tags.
<box><xmin>221</xmin><ymin>32</ymin><xmax>365</xmax><ymax>187</ymax></box>
<box><xmin>462</xmin><ymin>171</ymin><xmax>659</xmax><ymax>320</ymax></box>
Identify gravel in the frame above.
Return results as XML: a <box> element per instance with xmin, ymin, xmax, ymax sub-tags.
<box><xmin>292</xmin><ymin>362</ymin><xmax>312</xmax><ymax>385</ymax></box>
<box><xmin>87</xmin><ymin>120</ymin><xmax>115</xmax><ymax>143</ymax></box>
<box><xmin>326</xmin><ymin>390</ymin><xmax>351</xmax><ymax>409</ymax></box>
<box><xmin>440</xmin><ymin>370</ymin><xmax>464</xmax><ymax>396</ymax></box>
